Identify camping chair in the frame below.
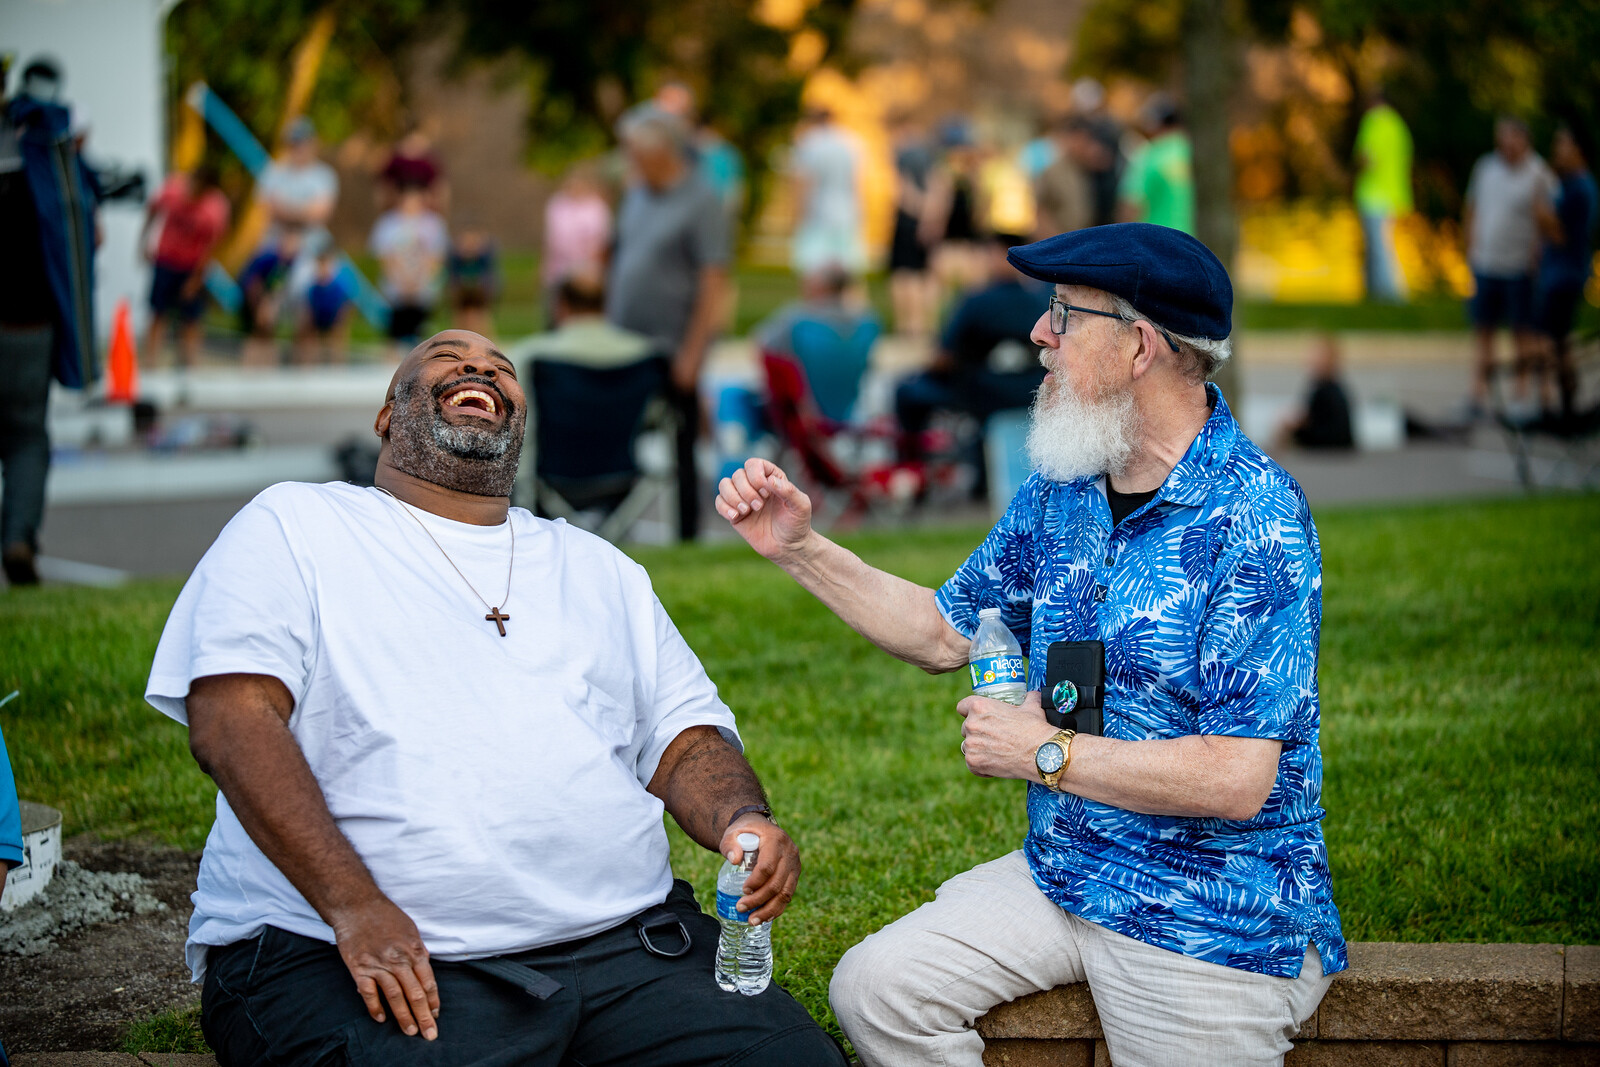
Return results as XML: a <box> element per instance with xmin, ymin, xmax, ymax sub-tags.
<box><xmin>790</xmin><ymin>317</ymin><xmax>877</xmax><ymax>422</ymax></box>
<box><xmin>761</xmin><ymin>340</ymin><xmax>922</xmax><ymax>529</ymax></box>
<box><xmin>1491</xmin><ymin>327</ymin><xmax>1600</xmax><ymax>489</ymax></box>
<box><xmin>517</xmin><ymin>354</ymin><xmax>677</xmax><ymax>542</ymax></box>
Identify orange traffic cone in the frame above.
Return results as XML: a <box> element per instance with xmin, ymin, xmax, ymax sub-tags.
<box><xmin>106</xmin><ymin>297</ymin><xmax>139</xmax><ymax>404</ymax></box>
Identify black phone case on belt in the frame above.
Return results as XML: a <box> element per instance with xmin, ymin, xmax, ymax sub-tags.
<box><xmin>1042</xmin><ymin>640</ymin><xmax>1105</xmax><ymax>735</ymax></box>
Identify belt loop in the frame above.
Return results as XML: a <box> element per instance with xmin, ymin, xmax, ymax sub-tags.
<box><xmin>634</xmin><ymin>905</ymin><xmax>693</xmax><ymax>958</ymax></box>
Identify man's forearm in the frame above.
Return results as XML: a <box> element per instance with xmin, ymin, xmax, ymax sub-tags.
<box><xmin>782</xmin><ymin>531</ymin><xmax>969</xmax><ymax>674</ymax></box>
<box><xmin>1061</xmin><ymin>733</ymin><xmax>1282</xmax><ymax>821</ymax></box>
<box><xmin>210</xmin><ymin>723</ymin><xmax>385</xmax><ymax>918</ymax></box>
<box><xmin>961</xmin><ymin>694</ymin><xmax>1283</xmax><ymax>821</ymax></box>
<box><xmin>675</xmin><ymin>267</ymin><xmax>728</xmax><ymax>380</ymax></box>
<box><xmin>189</xmin><ymin>680</ymin><xmax>386</xmax><ymax>923</ymax></box>
<box><xmin>649</xmin><ymin>726</ymin><xmax>768</xmax><ymax>851</ymax></box>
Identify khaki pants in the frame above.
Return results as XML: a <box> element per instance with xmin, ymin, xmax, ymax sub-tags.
<box><xmin>830</xmin><ymin>850</ymin><xmax>1331</xmax><ymax>1067</ymax></box>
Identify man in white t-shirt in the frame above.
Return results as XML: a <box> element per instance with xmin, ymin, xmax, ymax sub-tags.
<box><xmin>146</xmin><ymin>330</ymin><xmax>845</xmax><ymax>1066</ymax></box>
<box><xmin>1463</xmin><ymin>116</ymin><xmax>1559</xmax><ymax>410</ymax></box>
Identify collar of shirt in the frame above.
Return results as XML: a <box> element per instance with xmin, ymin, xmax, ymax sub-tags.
<box><xmin>1061</xmin><ymin>382</ymin><xmax>1239</xmax><ymax>512</ymax></box>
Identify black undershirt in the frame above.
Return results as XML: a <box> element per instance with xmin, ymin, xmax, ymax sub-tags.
<box><xmin>1107</xmin><ymin>483</ymin><xmax>1158</xmax><ymax>526</ymax></box>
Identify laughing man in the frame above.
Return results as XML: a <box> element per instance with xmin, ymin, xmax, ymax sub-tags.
<box><xmin>146</xmin><ymin>331</ymin><xmax>846</xmax><ymax>1066</ymax></box>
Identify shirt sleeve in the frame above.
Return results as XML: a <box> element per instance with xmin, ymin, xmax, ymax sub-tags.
<box><xmin>1464</xmin><ymin>157</ymin><xmax>1484</xmax><ymax>208</ymax></box>
<box><xmin>316</xmin><ymin>163</ymin><xmax>339</xmax><ymax>202</ymax></box>
<box><xmin>1119</xmin><ymin>147</ymin><xmax>1149</xmax><ymax>208</ymax></box>
<box><xmin>1195</xmin><ymin>531</ymin><xmax>1320</xmax><ymax>743</ymax></box>
<box><xmin>369</xmin><ymin>216</ymin><xmax>394</xmax><ymax>257</ymax></box>
<box><xmin>633</xmin><ymin>593</ymin><xmax>741</xmax><ymax>789</ymax></box>
<box><xmin>145</xmin><ymin>491</ymin><xmax>318</xmax><ymax>725</ymax></box>
<box><xmin>691</xmin><ymin>187</ymin><xmax>732</xmax><ymax>269</ymax></box>
<box><xmin>935</xmin><ymin>476</ymin><xmax>1040</xmax><ymax>655</ymax></box>
<box><xmin>0</xmin><ymin>724</ymin><xmax>22</xmax><ymax>870</ymax></box>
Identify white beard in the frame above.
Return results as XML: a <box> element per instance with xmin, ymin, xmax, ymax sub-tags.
<box><xmin>1025</xmin><ymin>372</ymin><xmax>1141</xmax><ymax>482</ymax></box>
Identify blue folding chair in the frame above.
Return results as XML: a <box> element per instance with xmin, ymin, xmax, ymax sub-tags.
<box><xmin>789</xmin><ymin>317</ymin><xmax>879</xmax><ymax>423</ymax></box>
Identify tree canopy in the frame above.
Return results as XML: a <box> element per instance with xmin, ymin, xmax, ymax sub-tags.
<box><xmin>1074</xmin><ymin>0</ymin><xmax>1600</xmax><ymax>217</ymax></box>
<box><xmin>166</xmin><ymin>0</ymin><xmax>855</xmax><ymax>204</ymax></box>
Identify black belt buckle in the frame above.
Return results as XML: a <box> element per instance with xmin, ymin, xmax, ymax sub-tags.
<box><xmin>635</xmin><ymin>905</ymin><xmax>693</xmax><ymax>958</ymax></box>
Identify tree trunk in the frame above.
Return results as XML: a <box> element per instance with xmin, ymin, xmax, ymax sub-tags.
<box><xmin>1183</xmin><ymin>0</ymin><xmax>1241</xmax><ymax>404</ymax></box>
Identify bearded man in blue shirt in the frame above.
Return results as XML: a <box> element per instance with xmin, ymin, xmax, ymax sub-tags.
<box><xmin>717</xmin><ymin>223</ymin><xmax>1345</xmax><ymax>1067</ymax></box>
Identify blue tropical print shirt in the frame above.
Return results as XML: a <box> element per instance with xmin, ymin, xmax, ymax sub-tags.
<box><xmin>936</xmin><ymin>386</ymin><xmax>1346</xmax><ymax>979</ymax></box>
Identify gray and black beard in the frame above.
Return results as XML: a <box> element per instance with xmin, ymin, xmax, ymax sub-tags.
<box><xmin>386</xmin><ymin>374</ymin><xmax>526</xmax><ymax>496</ymax></box>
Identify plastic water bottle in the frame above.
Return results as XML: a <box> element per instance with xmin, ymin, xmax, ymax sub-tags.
<box><xmin>715</xmin><ymin>831</ymin><xmax>773</xmax><ymax>995</ymax></box>
<box><xmin>969</xmin><ymin>607</ymin><xmax>1027</xmax><ymax>705</ymax></box>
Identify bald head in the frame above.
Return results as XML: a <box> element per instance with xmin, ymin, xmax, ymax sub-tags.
<box><xmin>376</xmin><ymin>329</ymin><xmax>527</xmax><ymax>498</ymax></box>
<box><xmin>387</xmin><ymin>330</ymin><xmax>512</xmax><ymax>404</ymax></box>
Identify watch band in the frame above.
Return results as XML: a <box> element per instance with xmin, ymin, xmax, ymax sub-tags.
<box><xmin>727</xmin><ymin>804</ymin><xmax>773</xmax><ymax>833</ymax></box>
<box><xmin>1039</xmin><ymin>729</ymin><xmax>1076</xmax><ymax>791</ymax></box>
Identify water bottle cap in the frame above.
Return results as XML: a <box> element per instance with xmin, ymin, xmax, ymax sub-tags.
<box><xmin>979</xmin><ymin>607</ymin><xmax>1002</xmax><ymax>618</ymax></box>
<box><xmin>737</xmin><ymin>832</ymin><xmax>761</xmax><ymax>851</ymax></box>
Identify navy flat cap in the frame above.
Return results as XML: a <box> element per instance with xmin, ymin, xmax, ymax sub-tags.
<box><xmin>1007</xmin><ymin>223</ymin><xmax>1233</xmax><ymax>340</ymax></box>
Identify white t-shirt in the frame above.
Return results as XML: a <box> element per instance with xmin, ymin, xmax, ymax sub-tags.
<box><xmin>369</xmin><ymin>208</ymin><xmax>449</xmax><ymax>304</ymax></box>
<box><xmin>1465</xmin><ymin>151</ymin><xmax>1558</xmax><ymax>277</ymax></box>
<box><xmin>258</xmin><ymin>159</ymin><xmax>339</xmax><ymax>219</ymax></box>
<box><xmin>793</xmin><ymin>124</ymin><xmax>862</xmax><ymax>231</ymax></box>
<box><xmin>146</xmin><ymin>481</ymin><xmax>739</xmax><ymax>980</ymax></box>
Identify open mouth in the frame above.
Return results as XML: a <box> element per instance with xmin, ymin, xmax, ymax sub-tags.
<box><xmin>439</xmin><ymin>383</ymin><xmax>502</xmax><ymax>419</ymax></box>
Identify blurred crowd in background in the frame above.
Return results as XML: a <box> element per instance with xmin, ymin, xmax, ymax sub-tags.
<box><xmin>1</xmin><ymin>15</ymin><xmax>1595</xmax><ymax>561</ymax></box>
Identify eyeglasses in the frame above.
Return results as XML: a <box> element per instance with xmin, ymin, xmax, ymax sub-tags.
<box><xmin>1048</xmin><ymin>295</ymin><xmax>1179</xmax><ymax>352</ymax></box>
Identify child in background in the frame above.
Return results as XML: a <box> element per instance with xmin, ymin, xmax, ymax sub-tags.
<box><xmin>447</xmin><ymin>223</ymin><xmax>499</xmax><ymax>336</ymax></box>
<box><xmin>542</xmin><ymin>162</ymin><xmax>611</xmax><ymax>321</ymax></box>
<box><xmin>141</xmin><ymin>162</ymin><xmax>230</xmax><ymax>368</ymax></box>
<box><xmin>370</xmin><ymin>186</ymin><xmax>448</xmax><ymax>349</ymax></box>
<box><xmin>238</xmin><ymin>228</ymin><xmax>303</xmax><ymax>366</ymax></box>
<box><xmin>298</xmin><ymin>248</ymin><xmax>352</xmax><ymax>364</ymax></box>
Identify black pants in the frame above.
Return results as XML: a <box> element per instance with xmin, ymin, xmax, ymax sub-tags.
<box><xmin>201</xmin><ymin>880</ymin><xmax>846</xmax><ymax>1067</ymax></box>
<box><xmin>667</xmin><ymin>383</ymin><xmax>700</xmax><ymax>542</ymax></box>
<box><xmin>0</xmin><ymin>325</ymin><xmax>53</xmax><ymax>552</ymax></box>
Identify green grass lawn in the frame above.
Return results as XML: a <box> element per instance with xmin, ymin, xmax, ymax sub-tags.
<box><xmin>3</xmin><ymin>493</ymin><xmax>1597</xmax><ymax>1051</ymax></box>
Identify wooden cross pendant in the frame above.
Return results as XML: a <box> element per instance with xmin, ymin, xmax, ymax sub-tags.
<box><xmin>485</xmin><ymin>607</ymin><xmax>510</xmax><ymax>636</ymax></box>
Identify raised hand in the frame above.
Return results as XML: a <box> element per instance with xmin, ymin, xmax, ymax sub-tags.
<box><xmin>715</xmin><ymin>458</ymin><xmax>815</xmax><ymax>564</ymax></box>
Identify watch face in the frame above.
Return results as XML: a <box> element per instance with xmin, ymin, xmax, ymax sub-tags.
<box><xmin>1035</xmin><ymin>741</ymin><xmax>1065</xmax><ymax>775</ymax></box>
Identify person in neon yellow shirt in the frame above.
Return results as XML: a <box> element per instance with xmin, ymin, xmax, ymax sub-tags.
<box><xmin>1118</xmin><ymin>94</ymin><xmax>1194</xmax><ymax>234</ymax></box>
<box><xmin>1353</xmin><ymin>88</ymin><xmax>1413</xmax><ymax>302</ymax></box>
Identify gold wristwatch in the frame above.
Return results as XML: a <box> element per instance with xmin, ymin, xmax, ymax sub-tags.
<box><xmin>1034</xmin><ymin>729</ymin><xmax>1076</xmax><ymax>791</ymax></box>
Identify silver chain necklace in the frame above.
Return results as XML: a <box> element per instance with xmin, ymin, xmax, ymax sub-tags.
<box><xmin>374</xmin><ymin>486</ymin><xmax>515</xmax><ymax>636</ymax></box>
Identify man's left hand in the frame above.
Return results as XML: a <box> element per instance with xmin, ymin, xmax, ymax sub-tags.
<box><xmin>958</xmin><ymin>690</ymin><xmax>1057</xmax><ymax>782</ymax></box>
<box><xmin>719</xmin><ymin>815</ymin><xmax>799</xmax><ymax>925</ymax></box>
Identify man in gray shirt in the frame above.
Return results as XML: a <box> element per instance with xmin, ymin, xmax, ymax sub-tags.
<box><xmin>1463</xmin><ymin>116</ymin><xmax>1557</xmax><ymax>412</ymax></box>
<box><xmin>607</xmin><ymin>105</ymin><xmax>731</xmax><ymax>540</ymax></box>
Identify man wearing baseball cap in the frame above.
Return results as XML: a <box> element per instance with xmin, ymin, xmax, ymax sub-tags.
<box><xmin>717</xmin><ymin>223</ymin><xmax>1345</xmax><ymax>1066</ymax></box>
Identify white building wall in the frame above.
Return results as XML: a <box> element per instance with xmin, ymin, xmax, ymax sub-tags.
<box><xmin>2</xmin><ymin>0</ymin><xmax>175</xmax><ymax>352</ymax></box>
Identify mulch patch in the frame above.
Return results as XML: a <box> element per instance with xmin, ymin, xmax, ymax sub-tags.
<box><xmin>0</xmin><ymin>837</ymin><xmax>200</xmax><ymax>1053</ymax></box>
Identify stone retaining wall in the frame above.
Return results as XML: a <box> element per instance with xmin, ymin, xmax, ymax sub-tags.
<box><xmin>979</xmin><ymin>943</ymin><xmax>1600</xmax><ymax>1066</ymax></box>
<box><xmin>13</xmin><ymin>943</ymin><xmax>1598</xmax><ymax>1066</ymax></box>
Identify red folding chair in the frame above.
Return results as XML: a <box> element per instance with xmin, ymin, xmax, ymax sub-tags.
<box><xmin>760</xmin><ymin>349</ymin><xmax>923</xmax><ymax>527</ymax></box>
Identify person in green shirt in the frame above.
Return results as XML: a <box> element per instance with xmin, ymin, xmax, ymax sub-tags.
<box><xmin>1118</xmin><ymin>94</ymin><xmax>1194</xmax><ymax>234</ymax></box>
<box><xmin>1352</xmin><ymin>88</ymin><xmax>1413</xmax><ymax>303</ymax></box>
